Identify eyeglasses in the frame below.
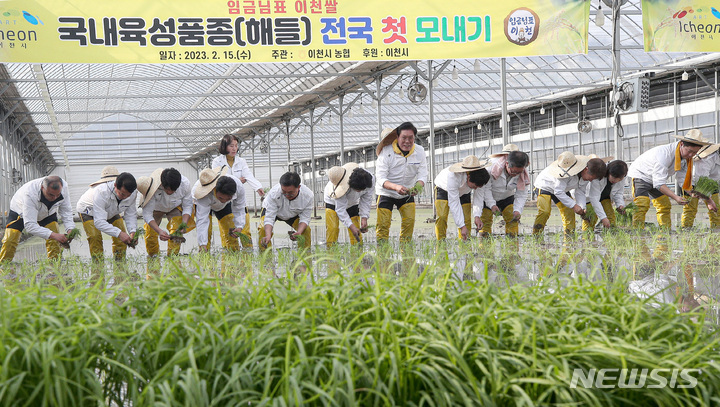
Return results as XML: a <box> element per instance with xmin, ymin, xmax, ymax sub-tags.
<box><xmin>281</xmin><ymin>189</ymin><xmax>298</xmax><ymax>197</ymax></box>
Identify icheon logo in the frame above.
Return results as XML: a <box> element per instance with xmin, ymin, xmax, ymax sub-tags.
<box><xmin>570</xmin><ymin>368</ymin><xmax>701</xmax><ymax>389</ymax></box>
<box><xmin>0</xmin><ymin>9</ymin><xmax>44</xmax><ymax>25</ymax></box>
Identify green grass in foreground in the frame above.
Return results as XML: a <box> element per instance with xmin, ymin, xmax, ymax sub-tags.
<box><xmin>0</xmin><ymin>255</ymin><xmax>719</xmax><ymax>406</ymax></box>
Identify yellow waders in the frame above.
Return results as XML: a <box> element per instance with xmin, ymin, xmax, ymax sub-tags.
<box><xmin>144</xmin><ymin>208</ymin><xmax>197</xmax><ymax>256</ymax></box>
<box><xmin>533</xmin><ymin>193</ymin><xmax>575</xmax><ymax>235</ymax></box>
<box><xmin>681</xmin><ymin>193</ymin><xmax>720</xmax><ymax>228</ymax></box>
<box><xmin>258</xmin><ymin>216</ymin><xmax>311</xmax><ymax>251</ymax></box>
<box><xmin>480</xmin><ymin>204</ymin><xmax>517</xmax><ymax>237</ymax></box>
<box><xmin>82</xmin><ymin>215</ymin><xmax>128</xmax><ymax>261</ymax></box>
<box><xmin>325</xmin><ymin>208</ymin><xmax>362</xmax><ymax>246</ymax></box>
<box><xmin>376</xmin><ymin>195</ymin><xmax>416</xmax><ymax>243</ymax></box>
<box><xmin>0</xmin><ymin>213</ymin><xmax>62</xmax><ymax>262</ymax></box>
<box><xmin>240</xmin><ymin>211</ymin><xmax>253</xmax><ymax>248</ymax></box>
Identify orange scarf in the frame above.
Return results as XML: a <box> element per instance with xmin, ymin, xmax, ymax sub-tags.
<box><xmin>675</xmin><ymin>143</ymin><xmax>693</xmax><ymax>191</ymax></box>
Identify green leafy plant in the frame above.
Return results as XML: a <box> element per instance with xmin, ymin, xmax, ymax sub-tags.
<box><xmin>60</xmin><ymin>228</ymin><xmax>81</xmax><ymax>249</ymax></box>
<box><xmin>407</xmin><ymin>182</ymin><xmax>423</xmax><ymax>196</ymax></box>
<box><xmin>128</xmin><ymin>228</ymin><xmax>144</xmax><ymax>248</ymax></box>
<box><xmin>694</xmin><ymin>176</ymin><xmax>719</xmax><ymax>199</ymax></box>
<box><xmin>170</xmin><ymin>222</ymin><xmax>188</xmax><ymax>237</ymax></box>
<box><xmin>616</xmin><ymin>202</ymin><xmax>637</xmax><ymax>227</ymax></box>
<box><xmin>582</xmin><ymin>203</ymin><xmax>596</xmax><ymax>222</ymax></box>
<box><xmin>360</xmin><ymin>224</ymin><xmax>376</xmax><ymax>233</ymax></box>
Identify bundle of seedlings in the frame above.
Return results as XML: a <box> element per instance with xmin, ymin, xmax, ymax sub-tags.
<box><xmin>360</xmin><ymin>224</ymin><xmax>375</xmax><ymax>233</ymax></box>
<box><xmin>616</xmin><ymin>202</ymin><xmax>637</xmax><ymax>227</ymax></box>
<box><xmin>406</xmin><ymin>183</ymin><xmax>423</xmax><ymax>196</ymax></box>
<box><xmin>581</xmin><ymin>204</ymin><xmax>596</xmax><ymax>222</ymax></box>
<box><xmin>60</xmin><ymin>228</ymin><xmax>81</xmax><ymax>249</ymax></box>
<box><xmin>127</xmin><ymin>228</ymin><xmax>144</xmax><ymax>248</ymax></box>
<box><xmin>168</xmin><ymin>222</ymin><xmax>188</xmax><ymax>243</ymax></box>
<box><xmin>229</xmin><ymin>230</ymin><xmax>252</xmax><ymax>245</ymax></box>
<box><xmin>287</xmin><ymin>230</ymin><xmax>306</xmax><ymax>246</ymax></box>
<box><xmin>692</xmin><ymin>176</ymin><xmax>719</xmax><ymax>200</ymax></box>
<box><xmin>261</xmin><ymin>187</ymin><xmax>270</xmax><ymax>200</ymax></box>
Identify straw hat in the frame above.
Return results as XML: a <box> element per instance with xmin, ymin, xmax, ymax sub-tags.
<box><xmin>89</xmin><ymin>166</ymin><xmax>119</xmax><ymax>186</ymax></box>
<box><xmin>136</xmin><ymin>168</ymin><xmax>164</xmax><ymax>208</ymax></box>
<box><xmin>489</xmin><ymin>143</ymin><xmax>519</xmax><ymax>158</ymax></box>
<box><xmin>375</xmin><ymin>127</ymin><xmax>399</xmax><ymax>155</ymax></box>
<box><xmin>328</xmin><ymin>162</ymin><xmax>359</xmax><ymax>199</ymax></box>
<box><xmin>547</xmin><ymin>151</ymin><xmax>592</xmax><ymax>179</ymax></box>
<box><xmin>587</xmin><ymin>153</ymin><xmax>614</xmax><ymax>163</ymax></box>
<box><xmin>697</xmin><ymin>143</ymin><xmax>720</xmax><ymax>159</ymax></box>
<box><xmin>193</xmin><ymin>166</ymin><xmax>229</xmax><ymax>199</ymax></box>
<box><xmin>673</xmin><ymin>129</ymin><xmax>712</xmax><ymax>146</ymax></box>
<box><xmin>449</xmin><ymin>156</ymin><xmax>491</xmax><ymax>173</ymax></box>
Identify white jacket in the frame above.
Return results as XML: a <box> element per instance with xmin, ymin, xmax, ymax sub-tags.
<box><xmin>485</xmin><ymin>157</ymin><xmax>529</xmax><ymax>215</ymax></box>
<box><xmin>9</xmin><ymin>177</ymin><xmax>74</xmax><ymax>239</ymax></box>
<box><xmin>192</xmin><ymin>174</ymin><xmax>246</xmax><ymax>247</ymax></box>
<box><xmin>212</xmin><ymin>154</ymin><xmax>262</xmax><ymax>191</ymax></box>
<box><xmin>76</xmin><ymin>181</ymin><xmax>138</xmax><ymax>237</ymax></box>
<box><xmin>534</xmin><ymin>167</ymin><xmax>588</xmax><ymax>209</ymax></box>
<box><xmin>627</xmin><ymin>141</ymin><xmax>684</xmax><ymax>189</ymax></box>
<box><xmin>586</xmin><ymin>177</ymin><xmax>625</xmax><ymax>221</ymax></box>
<box><xmin>375</xmin><ymin>142</ymin><xmax>428</xmax><ymax>199</ymax></box>
<box><xmin>434</xmin><ymin>168</ymin><xmax>490</xmax><ymax>226</ymax></box>
<box><xmin>262</xmin><ymin>184</ymin><xmax>313</xmax><ymax>226</ymax></box>
<box><xmin>141</xmin><ymin>175</ymin><xmax>193</xmax><ymax>224</ymax></box>
<box><xmin>693</xmin><ymin>152</ymin><xmax>720</xmax><ymax>183</ymax></box>
<box><xmin>323</xmin><ymin>171</ymin><xmax>374</xmax><ymax>228</ymax></box>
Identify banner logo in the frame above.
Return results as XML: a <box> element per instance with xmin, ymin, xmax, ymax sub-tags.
<box><xmin>504</xmin><ymin>7</ymin><xmax>539</xmax><ymax>46</ymax></box>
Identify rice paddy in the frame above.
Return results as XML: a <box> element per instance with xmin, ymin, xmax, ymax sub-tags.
<box><xmin>2</xmin><ymin>207</ymin><xmax>720</xmax><ymax>405</ymax></box>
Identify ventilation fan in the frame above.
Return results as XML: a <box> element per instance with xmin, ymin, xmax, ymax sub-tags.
<box><xmin>578</xmin><ymin>118</ymin><xmax>593</xmax><ymax>133</ymax></box>
<box><xmin>407</xmin><ymin>75</ymin><xmax>427</xmax><ymax>105</ymax></box>
<box><xmin>22</xmin><ymin>152</ymin><xmax>32</xmax><ymax>164</ymax></box>
<box><xmin>613</xmin><ymin>77</ymin><xmax>650</xmax><ymax>113</ymax></box>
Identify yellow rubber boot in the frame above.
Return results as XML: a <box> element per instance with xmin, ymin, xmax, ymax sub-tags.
<box><xmin>398</xmin><ymin>201</ymin><xmax>416</xmax><ymax>242</ymax></box>
<box><xmin>533</xmin><ymin>193</ymin><xmax>552</xmax><ymax>235</ymax></box>
<box><xmin>434</xmin><ymin>198</ymin><xmax>449</xmax><ymax>240</ymax></box>
<box><xmin>710</xmin><ymin>193</ymin><xmax>720</xmax><ymax>228</ymax></box>
<box><xmin>45</xmin><ymin>221</ymin><xmax>61</xmax><ymax>260</ymax></box>
<box><xmin>0</xmin><ymin>228</ymin><xmax>22</xmax><ymax>262</ymax></box>
<box><xmin>501</xmin><ymin>204</ymin><xmax>518</xmax><ymax>237</ymax></box>
<box><xmin>652</xmin><ymin>195</ymin><xmax>672</xmax><ymax>229</ymax></box>
<box><xmin>83</xmin><ymin>219</ymin><xmax>105</xmax><ymax>260</ymax></box>
<box><xmin>258</xmin><ymin>215</ymin><xmax>272</xmax><ymax>251</ymax></box>
<box><xmin>555</xmin><ymin>201</ymin><xmax>576</xmax><ymax>234</ymax></box>
<box><xmin>376</xmin><ymin>206</ymin><xmax>392</xmax><ymax>242</ymax></box>
<box><xmin>602</xmin><ymin>199</ymin><xmax>616</xmax><ymax>226</ymax></box>
<box><xmin>681</xmin><ymin>196</ymin><xmax>699</xmax><ymax>228</ymax></box>
<box><xmin>325</xmin><ymin>208</ymin><xmax>340</xmax><ymax>246</ymax></box>
<box><xmin>291</xmin><ymin>218</ymin><xmax>312</xmax><ymax>250</ymax></box>
<box><xmin>348</xmin><ymin>215</ymin><xmax>362</xmax><ymax>245</ymax></box>
<box><xmin>218</xmin><ymin>213</ymin><xmax>240</xmax><ymax>251</ymax></box>
<box><xmin>632</xmin><ymin>196</ymin><xmax>651</xmax><ymax>229</ymax></box>
<box><xmin>111</xmin><ymin>218</ymin><xmax>128</xmax><ymax>261</ymax></box>
<box><xmin>460</xmin><ymin>202</ymin><xmax>473</xmax><ymax>239</ymax></box>
<box><xmin>144</xmin><ymin>222</ymin><xmax>160</xmax><ymax>257</ymax></box>
<box><xmin>581</xmin><ymin>204</ymin><xmax>597</xmax><ymax>231</ymax></box>
<box><xmin>479</xmin><ymin>207</ymin><xmax>493</xmax><ymax>235</ymax></box>
<box><xmin>167</xmin><ymin>214</ymin><xmax>196</xmax><ymax>255</ymax></box>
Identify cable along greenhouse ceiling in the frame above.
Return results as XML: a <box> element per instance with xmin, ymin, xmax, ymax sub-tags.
<box><xmin>1</xmin><ymin>1</ymin><xmax>717</xmax><ymax>167</ymax></box>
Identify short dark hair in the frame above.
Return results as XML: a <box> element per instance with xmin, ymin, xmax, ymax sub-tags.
<box><xmin>468</xmin><ymin>168</ymin><xmax>490</xmax><ymax>187</ymax></box>
<box><xmin>216</xmin><ymin>176</ymin><xmax>237</xmax><ymax>196</ymax></box>
<box><xmin>161</xmin><ymin>168</ymin><xmax>182</xmax><ymax>191</ymax></box>
<box><xmin>586</xmin><ymin>158</ymin><xmax>607</xmax><ymax>178</ymax></box>
<box><xmin>507</xmin><ymin>151</ymin><xmax>529</xmax><ymax>168</ymax></box>
<box><xmin>279</xmin><ymin>172</ymin><xmax>301</xmax><ymax>188</ymax></box>
<box><xmin>42</xmin><ymin>175</ymin><xmax>63</xmax><ymax>191</ymax></box>
<box><xmin>396</xmin><ymin>122</ymin><xmax>417</xmax><ymax>137</ymax></box>
<box><xmin>681</xmin><ymin>140</ymin><xmax>703</xmax><ymax>149</ymax></box>
<box><xmin>218</xmin><ymin>134</ymin><xmax>240</xmax><ymax>155</ymax></box>
<box><xmin>348</xmin><ymin>168</ymin><xmax>373</xmax><ymax>190</ymax></box>
<box><xmin>607</xmin><ymin>160</ymin><xmax>628</xmax><ymax>179</ymax></box>
<box><xmin>115</xmin><ymin>172</ymin><xmax>137</xmax><ymax>193</ymax></box>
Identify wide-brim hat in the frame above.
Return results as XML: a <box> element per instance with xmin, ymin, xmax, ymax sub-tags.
<box><xmin>587</xmin><ymin>154</ymin><xmax>614</xmax><ymax>163</ymax></box>
<box><xmin>697</xmin><ymin>143</ymin><xmax>720</xmax><ymax>159</ymax></box>
<box><xmin>547</xmin><ymin>151</ymin><xmax>592</xmax><ymax>179</ymax></box>
<box><xmin>376</xmin><ymin>127</ymin><xmax>398</xmax><ymax>155</ymax></box>
<box><xmin>489</xmin><ymin>143</ymin><xmax>520</xmax><ymax>158</ymax></box>
<box><xmin>136</xmin><ymin>168</ymin><xmax>164</xmax><ymax>208</ymax></box>
<box><xmin>449</xmin><ymin>155</ymin><xmax>491</xmax><ymax>173</ymax></box>
<box><xmin>673</xmin><ymin>129</ymin><xmax>712</xmax><ymax>146</ymax></box>
<box><xmin>193</xmin><ymin>166</ymin><xmax>229</xmax><ymax>199</ymax></box>
<box><xmin>328</xmin><ymin>162</ymin><xmax>359</xmax><ymax>199</ymax></box>
<box><xmin>89</xmin><ymin>165</ymin><xmax>119</xmax><ymax>186</ymax></box>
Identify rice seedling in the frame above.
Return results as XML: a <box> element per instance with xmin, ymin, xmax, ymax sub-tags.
<box><xmin>616</xmin><ymin>202</ymin><xmax>637</xmax><ymax>227</ymax></box>
<box><xmin>582</xmin><ymin>203</ymin><xmax>596</xmax><ymax>222</ymax></box>
<box><xmin>127</xmin><ymin>228</ymin><xmax>145</xmax><ymax>248</ymax></box>
<box><xmin>60</xmin><ymin>228</ymin><xmax>81</xmax><ymax>249</ymax></box>
<box><xmin>693</xmin><ymin>176</ymin><xmax>719</xmax><ymax>200</ymax></box>
<box><xmin>407</xmin><ymin>182</ymin><xmax>424</xmax><ymax>196</ymax></box>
